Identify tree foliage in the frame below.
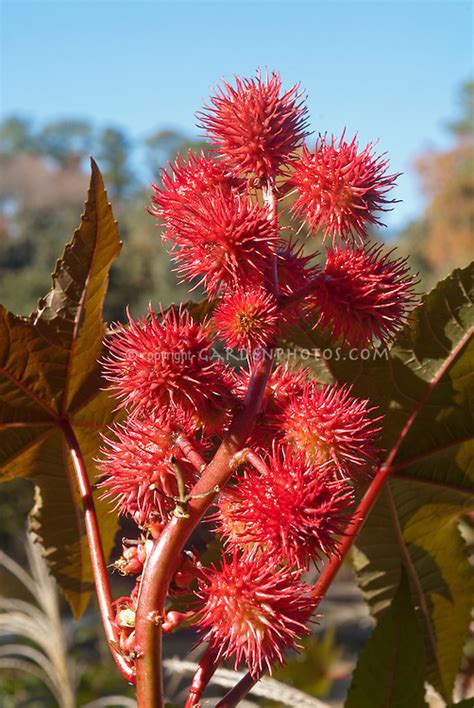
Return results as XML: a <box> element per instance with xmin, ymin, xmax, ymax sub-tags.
<box><xmin>0</xmin><ymin>118</ymin><xmax>197</xmax><ymax>321</ymax></box>
<box><xmin>397</xmin><ymin>81</ymin><xmax>474</xmax><ymax>287</ymax></box>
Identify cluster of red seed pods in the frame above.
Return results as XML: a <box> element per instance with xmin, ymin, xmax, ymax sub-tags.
<box><xmin>99</xmin><ymin>70</ymin><xmax>417</xmax><ymax>680</ymax></box>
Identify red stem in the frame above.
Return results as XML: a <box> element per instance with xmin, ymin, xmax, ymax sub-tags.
<box><xmin>184</xmin><ymin>646</ymin><xmax>220</xmax><ymax>707</ymax></box>
<box><xmin>280</xmin><ymin>273</ymin><xmax>323</xmax><ymax>307</ymax></box>
<box><xmin>61</xmin><ymin>419</ymin><xmax>135</xmax><ymax>684</ymax></box>
<box><xmin>214</xmin><ymin>253</ymin><xmax>473</xmax><ymax>707</ymax></box>
<box><xmin>312</xmin><ymin>323</ymin><xmax>473</xmax><ymax>601</ymax></box>
<box><xmin>177</xmin><ymin>434</ymin><xmax>207</xmax><ymax>472</ymax></box>
<box><xmin>134</xmin><ymin>181</ymin><xmax>280</xmax><ymax>706</ymax></box>
<box><xmin>312</xmin><ymin>462</ymin><xmax>392</xmax><ymax>601</ymax></box>
<box><xmin>134</xmin><ymin>355</ymin><xmax>274</xmax><ymax>707</ymax></box>
<box><xmin>216</xmin><ymin>672</ymin><xmax>258</xmax><ymax>708</ymax></box>
<box><xmin>245</xmin><ymin>449</ymin><xmax>269</xmax><ymax>476</ymax></box>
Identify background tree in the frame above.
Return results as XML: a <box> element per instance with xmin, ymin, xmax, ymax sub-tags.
<box><xmin>97</xmin><ymin>126</ymin><xmax>134</xmax><ymax>201</ymax></box>
<box><xmin>37</xmin><ymin>119</ymin><xmax>93</xmax><ymax>168</ymax></box>
<box><xmin>144</xmin><ymin>128</ymin><xmax>210</xmax><ymax>180</ymax></box>
<box><xmin>0</xmin><ymin>116</ymin><xmax>37</xmax><ymax>155</ymax></box>
<box><xmin>397</xmin><ymin>80</ymin><xmax>474</xmax><ymax>287</ymax></box>
<box><xmin>0</xmin><ymin>117</ymin><xmax>196</xmax><ymax>320</ymax></box>
<box><xmin>145</xmin><ymin>129</ymin><xmax>187</xmax><ymax>180</ymax></box>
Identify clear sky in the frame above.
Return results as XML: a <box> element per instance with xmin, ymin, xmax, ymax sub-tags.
<box><xmin>1</xmin><ymin>0</ymin><xmax>472</xmax><ymax>229</ymax></box>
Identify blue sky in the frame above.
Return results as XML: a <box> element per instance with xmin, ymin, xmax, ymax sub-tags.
<box><xmin>1</xmin><ymin>0</ymin><xmax>472</xmax><ymax>229</ymax></box>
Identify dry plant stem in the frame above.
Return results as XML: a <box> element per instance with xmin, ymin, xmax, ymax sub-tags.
<box><xmin>262</xmin><ymin>181</ymin><xmax>279</xmax><ymax>299</ymax></box>
<box><xmin>134</xmin><ymin>354</ymin><xmax>274</xmax><ymax>707</ymax></box>
<box><xmin>262</xmin><ymin>180</ymin><xmax>277</xmax><ymax>218</ymax></box>
<box><xmin>184</xmin><ymin>646</ymin><xmax>220</xmax><ymax>707</ymax></box>
<box><xmin>61</xmin><ymin>419</ymin><xmax>135</xmax><ymax>684</ymax></box>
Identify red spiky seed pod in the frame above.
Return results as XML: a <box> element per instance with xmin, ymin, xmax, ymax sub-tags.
<box><xmin>277</xmin><ymin>239</ymin><xmax>320</xmax><ymax>297</ymax></box>
<box><xmin>161</xmin><ymin>187</ymin><xmax>279</xmax><ymax>296</ymax></box>
<box><xmin>213</xmin><ymin>286</ymin><xmax>279</xmax><ymax>351</ymax></box>
<box><xmin>278</xmin><ymin>382</ymin><xmax>381</xmax><ymax>478</ymax></box>
<box><xmin>217</xmin><ymin>446</ymin><xmax>353</xmax><ymax>569</ymax></box>
<box><xmin>195</xmin><ymin>552</ymin><xmax>316</xmax><ymax>676</ymax></box>
<box><xmin>148</xmin><ymin>151</ymin><xmax>240</xmax><ymax>229</ymax></box>
<box><xmin>289</xmin><ymin>134</ymin><xmax>399</xmax><ymax>242</ymax></box>
<box><xmin>310</xmin><ymin>243</ymin><xmax>418</xmax><ymax>346</ymax></box>
<box><xmin>102</xmin><ymin>306</ymin><xmax>231</xmax><ymax>421</ymax></box>
<box><xmin>98</xmin><ymin>417</ymin><xmax>200</xmax><ymax>526</ymax></box>
<box><xmin>198</xmin><ymin>71</ymin><xmax>309</xmax><ymax>180</ymax></box>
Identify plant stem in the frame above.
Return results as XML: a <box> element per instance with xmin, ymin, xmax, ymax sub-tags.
<box><xmin>281</xmin><ymin>274</ymin><xmax>323</xmax><ymax>307</ymax></box>
<box><xmin>184</xmin><ymin>646</ymin><xmax>220</xmax><ymax>707</ymax></box>
<box><xmin>61</xmin><ymin>418</ymin><xmax>135</xmax><ymax>684</ymax></box>
<box><xmin>312</xmin><ymin>324</ymin><xmax>472</xmax><ymax>603</ymax></box>
<box><xmin>214</xmin><ymin>257</ymin><xmax>473</xmax><ymax>706</ymax></box>
<box><xmin>177</xmin><ymin>435</ymin><xmax>207</xmax><ymax>472</ymax></box>
<box><xmin>311</xmin><ymin>462</ymin><xmax>393</xmax><ymax>601</ymax></box>
<box><xmin>134</xmin><ymin>354</ymin><xmax>274</xmax><ymax>707</ymax></box>
<box><xmin>262</xmin><ymin>181</ymin><xmax>279</xmax><ymax>299</ymax></box>
<box><xmin>216</xmin><ymin>672</ymin><xmax>258</xmax><ymax>707</ymax></box>
<box><xmin>245</xmin><ymin>449</ymin><xmax>269</xmax><ymax>476</ymax></box>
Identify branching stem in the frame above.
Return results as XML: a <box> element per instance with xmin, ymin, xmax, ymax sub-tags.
<box><xmin>311</xmin><ymin>462</ymin><xmax>393</xmax><ymax>601</ymax></box>
<box><xmin>215</xmin><ymin>461</ymin><xmax>395</xmax><ymax>706</ymax></box>
<box><xmin>281</xmin><ymin>274</ymin><xmax>323</xmax><ymax>307</ymax></box>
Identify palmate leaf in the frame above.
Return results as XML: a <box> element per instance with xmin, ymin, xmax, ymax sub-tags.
<box><xmin>345</xmin><ymin>570</ymin><xmax>428</xmax><ymax>708</ymax></box>
<box><xmin>0</xmin><ymin>159</ymin><xmax>121</xmax><ymax>617</ymax></box>
<box><xmin>352</xmin><ymin>482</ymin><xmax>473</xmax><ymax>703</ymax></box>
<box><xmin>281</xmin><ymin>263</ymin><xmax>474</xmax><ymax>703</ymax></box>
